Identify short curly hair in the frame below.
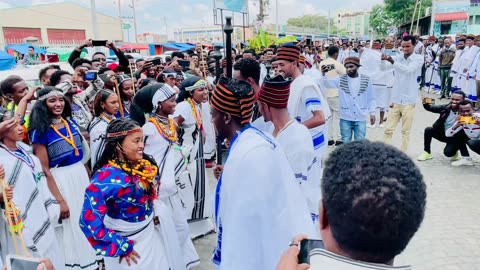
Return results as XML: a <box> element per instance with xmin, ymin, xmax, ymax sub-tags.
<box><xmin>322</xmin><ymin>141</ymin><xmax>426</xmax><ymax>263</ymax></box>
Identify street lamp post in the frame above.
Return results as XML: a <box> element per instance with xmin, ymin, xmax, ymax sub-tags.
<box><xmin>224</xmin><ymin>16</ymin><xmax>233</xmax><ymax>78</ymax></box>
<box><xmin>90</xmin><ymin>0</ymin><xmax>99</xmax><ymax>39</ymax></box>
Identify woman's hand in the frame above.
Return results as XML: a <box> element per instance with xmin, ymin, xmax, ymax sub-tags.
<box><xmin>119</xmin><ymin>249</ymin><xmax>141</xmax><ymax>266</ymax></box>
<box><xmin>59</xmin><ymin>200</ymin><xmax>70</xmax><ymax>220</ymax></box>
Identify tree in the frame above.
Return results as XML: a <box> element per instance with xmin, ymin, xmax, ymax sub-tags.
<box><xmin>287</xmin><ymin>14</ymin><xmax>337</xmax><ymax>33</ymax></box>
<box><xmin>384</xmin><ymin>0</ymin><xmax>432</xmax><ymax>25</ymax></box>
<box><xmin>370</xmin><ymin>4</ymin><xmax>394</xmax><ymax>38</ymax></box>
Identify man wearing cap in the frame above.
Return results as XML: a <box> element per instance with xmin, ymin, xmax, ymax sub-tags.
<box><xmin>257</xmin><ymin>74</ymin><xmax>319</xmax><ymax>227</ymax></box>
<box><xmin>321</xmin><ymin>56</ymin><xmax>376</xmax><ymax>142</ymax></box>
<box><xmin>276</xmin><ymin>44</ymin><xmax>331</xmax><ymax>178</ymax></box>
<box><xmin>210</xmin><ymin>76</ymin><xmax>315</xmax><ymax>270</ymax></box>
<box><xmin>381</xmin><ymin>35</ymin><xmax>424</xmax><ymax>152</ymax></box>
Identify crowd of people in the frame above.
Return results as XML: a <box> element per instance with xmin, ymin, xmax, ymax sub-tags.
<box><xmin>0</xmin><ymin>33</ymin><xmax>475</xmax><ymax>270</ymax></box>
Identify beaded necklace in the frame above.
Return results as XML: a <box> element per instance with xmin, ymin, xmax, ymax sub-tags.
<box><xmin>50</xmin><ymin>118</ymin><xmax>79</xmax><ymax>156</ymax></box>
<box><xmin>149</xmin><ymin>115</ymin><xmax>178</xmax><ymax>143</ymax></box>
<box><xmin>108</xmin><ymin>159</ymin><xmax>158</xmax><ymax>192</ymax></box>
<box><xmin>100</xmin><ymin>112</ymin><xmax>115</xmax><ymax>123</ymax></box>
<box><xmin>187</xmin><ymin>97</ymin><xmax>202</xmax><ymax>128</ymax></box>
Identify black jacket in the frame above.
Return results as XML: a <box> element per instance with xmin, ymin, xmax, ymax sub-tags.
<box><xmin>423</xmin><ymin>102</ymin><xmax>454</xmax><ymax>130</ymax></box>
<box><xmin>68</xmin><ymin>47</ymin><xmax>131</xmax><ymax>74</ymax></box>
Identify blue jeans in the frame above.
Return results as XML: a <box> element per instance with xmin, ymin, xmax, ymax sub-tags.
<box><xmin>340</xmin><ymin>119</ymin><xmax>367</xmax><ymax>143</ymax></box>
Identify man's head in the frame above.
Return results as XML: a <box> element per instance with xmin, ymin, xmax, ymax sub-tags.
<box><xmin>28</xmin><ymin>46</ymin><xmax>35</xmax><ymax>55</ymax></box>
<box><xmin>0</xmin><ymin>75</ymin><xmax>28</xmax><ymax>105</ymax></box>
<box><xmin>242</xmin><ymin>49</ymin><xmax>256</xmax><ymax>60</ymax></box>
<box><xmin>72</xmin><ymin>58</ymin><xmax>92</xmax><ymax>71</ymax></box>
<box><xmin>321</xmin><ymin>141</ymin><xmax>426</xmax><ymax>264</ymax></box>
<box><xmin>136</xmin><ymin>58</ymin><xmax>146</xmax><ymax>71</ymax></box>
<box><xmin>428</xmin><ymin>36</ymin><xmax>436</xmax><ymax>46</ymax></box>
<box><xmin>210</xmin><ymin>76</ymin><xmax>255</xmax><ymax>139</ymax></box>
<box><xmin>401</xmin><ymin>35</ymin><xmax>416</xmax><ymax>57</ymax></box>
<box><xmin>91</xmin><ymin>59</ymin><xmax>102</xmax><ymax>70</ymax></box>
<box><xmin>444</xmin><ymin>37</ymin><xmax>452</xmax><ymax>48</ymax></box>
<box><xmin>195</xmin><ymin>43</ymin><xmax>203</xmax><ymax>54</ymax></box>
<box><xmin>304</xmin><ymin>45</ymin><xmax>311</xmax><ymax>54</ymax></box>
<box><xmin>344</xmin><ymin>57</ymin><xmax>360</xmax><ymax>77</ymax></box>
<box><xmin>264</xmin><ymin>49</ymin><xmax>274</xmax><ymax>60</ymax></box>
<box><xmin>233</xmin><ymin>58</ymin><xmax>261</xmax><ymax>93</ymax></box>
<box><xmin>457</xmin><ymin>38</ymin><xmax>466</xmax><ymax>50</ymax></box>
<box><xmin>328</xmin><ymin>46</ymin><xmax>340</xmax><ymax>60</ymax></box>
<box><xmin>341</xmin><ymin>43</ymin><xmax>347</xmax><ymax>50</ymax></box>
<box><xmin>475</xmin><ymin>36</ymin><xmax>480</xmax><ymax>47</ymax></box>
<box><xmin>38</xmin><ymin>65</ymin><xmax>60</xmax><ymax>86</ymax></box>
<box><xmin>450</xmin><ymin>90</ymin><xmax>466</xmax><ymax>109</ymax></box>
<box><xmin>275</xmin><ymin>45</ymin><xmax>301</xmax><ymax>78</ymax></box>
<box><xmin>459</xmin><ymin>100</ymin><xmax>475</xmax><ymax>116</ymax></box>
<box><xmin>257</xmin><ymin>75</ymin><xmax>291</xmax><ymax>122</ymax></box>
<box><xmin>466</xmin><ymin>36</ymin><xmax>475</xmax><ymax>47</ymax></box>
<box><xmin>92</xmin><ymin>52</ymin><xmax>107</xmax><ymax>67</ymax></box>
<box><xmin>171</xmin><ymin>51</ymin><xmax>185</xmax><ymax>61</ymax></box>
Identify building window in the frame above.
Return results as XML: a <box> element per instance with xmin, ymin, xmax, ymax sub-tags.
<box><xmin>476</xmin><ymin>16</ymin><xmax>480</xmax><ymax>24</ymax></box>
<box><xmin>470</xmin><ymin>15</ymin><xmax>475</xmax><ymax>24</ymax></box>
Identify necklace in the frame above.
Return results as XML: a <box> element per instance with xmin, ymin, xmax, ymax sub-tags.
<box><xmin>150</xmin><ymin>115</ymin><xmax>178</xmax><ymax>143</ymax></box>
<box><xmin>108</xmin><ymin>159</ymin><xmax>158</xmax><ymax>192</ymax></box>
<box><xmin>100</xmin><ymin>112</ymin><xmax>115</xmax><ymax>123</ymax></box>
<box><xmin>187</xmin><ymin>97</ymin><xmax>203</xmax><ymax>128</ymax></box>
<box><xmin>50</xmin><ymin>118</ymin><xmax>79</xmax><ymax>156</ymax></box>
<box><xmin>274</xmin><ymin>119</ymin><xmax>294</xmax><ymax>137</ymax></box>
<box><xmin>51</xmin><ymin>118</ymin><xmax>62</xmax><ymax>124</ymax></box>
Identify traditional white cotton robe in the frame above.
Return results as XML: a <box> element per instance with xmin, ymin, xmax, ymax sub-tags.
<box><xmin>212</xmin><ymin>127</ymin><xmax>316</xmax><ymax>270</ymax></box>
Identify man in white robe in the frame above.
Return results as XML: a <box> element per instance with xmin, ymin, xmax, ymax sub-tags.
<box><xmin>276</xmin><ymin>45</ymin><xmax>331</xmax><ymax>178</ymax></box>
<box><xmin>256</xmin><ymin>74</ymin><xmax>319</xmax><ymax>227</ymax></box>
<box><xmin>457</xmin><ymin>36</ymin><xmax>477</xmax><ymax>93</ymax></box>
<box><xmin>450</xmin><ymin>38</ymin><xmax>466</xmax><ymax>92</ymax></box>
<box><xmin>209</xmin><ymin>76</ymin><xmax>316</xmax><ymax>270</ymax></box>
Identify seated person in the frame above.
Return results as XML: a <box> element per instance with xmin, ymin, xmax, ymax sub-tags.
<box><xmin>445</xmin><ymin>100</ymin><xmax>480</xmax><ymax>166</ymax></box>
<box><xmin>417</xmin><ymin>91</ymin><xmax>470</xmax><ymax>164</ymax></box>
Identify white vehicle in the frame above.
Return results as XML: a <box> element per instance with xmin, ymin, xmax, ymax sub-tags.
<box><xmin>0</xmin><ymin>62</ymin><xmax>74</xmax><ymax>87</ymax></box>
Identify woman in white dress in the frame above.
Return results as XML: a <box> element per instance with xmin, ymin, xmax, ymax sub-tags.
<box><xmin>88</xmin><ymin>90</ymin><xmax>119</xmax><ymax>169</ymax></box>
<box><xmin>29</xmin><ymin>87</ymin><xmax>98</xmax><ymax>270</ymax></box>
<box><xmin>173</xmin><ymin>76</ymin><xmax>214</xmax><ymax>238</ymax></box>
<box><xmin>130</xmin><ymin>83</ymin><xmax>200</xmax><ymax>268</ymax></box>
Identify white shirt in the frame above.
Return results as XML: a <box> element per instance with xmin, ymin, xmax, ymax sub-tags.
<box><xmin>322</xmin><ymin>75</ymin><xmax>377</xmax><ymax>121</ymax></box>
<box><xmin>389</xmin><ymin>53</ymin><xmax>424</xmax><ymax>105</ymax></box>
<box><xmin>213</xmin><ymin>127</ymin><xmax>316</xmax><ymax>270</ymax></box>
<box><xmin>446</xmin><ymin>113</ymin><xmax>480</xmax><ymax>140</ymax></box>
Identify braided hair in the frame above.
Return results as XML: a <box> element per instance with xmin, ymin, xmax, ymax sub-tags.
<box><xmin>93</xmin><ymin>118</ymin><xmax>157</xmax><ymax>196</ymax></box>
<box><xmin>29</xmin><ymin>86</ymin><xmax>72</xmax><ymax>138</ymax></box>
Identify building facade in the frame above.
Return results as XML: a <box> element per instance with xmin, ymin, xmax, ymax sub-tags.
<box><xmin>0</xmin><ymin>2</ymin><xmax>123</xmax><ymax>45</ymax></box>
<box><xmin>335</xmin><ymin>9</ymin><xmax>371</xmax><ymax>39</ymax></box>
<box><xmin>433</xmin><ymin>0</ymin><xmax>470</xmax><ymax>36</ymax></box>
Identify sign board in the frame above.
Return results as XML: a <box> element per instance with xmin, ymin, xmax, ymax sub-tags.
<box><xmin>214</xmin><ymin>0</ymin><xmax>248</xmax><ymax>13</ymax></box>
<box><xmin>123</xmin><ymin>24</ymin><xmax>131</xmax><ymax>30</ymax></box>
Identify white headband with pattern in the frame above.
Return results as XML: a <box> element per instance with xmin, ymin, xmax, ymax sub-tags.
<box><xmin>39</xmin><ymin>90</ymin><xmax>64</xmax><ymax>101</ymax></box>
<box><xmin>185</xmin><ymin>80</ymin><xmax>207</xmax><ymax>92</ymax></box>
<box><xmin>152</xmin><ymin>84</ymin><xmax>177</xmax><ymax>112</ymax></box>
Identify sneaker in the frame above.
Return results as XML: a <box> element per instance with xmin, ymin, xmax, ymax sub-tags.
<box><xmin>450</xmin><ymin>151</ymin><xmax>461</xmax><ymax>161</ymax></box>
<box><xmin>378</xmin><ymin>122</ymin><xmax>385</xmax><ymax>128</ymax></box>
<box><xmin>335</xmin><ymin>141</ymin><xmax>344</xmax><ymax>146</ymax></box>
<box><xmin>417</xmin><ymin>151</ymin><xmax>433</xmax><ymax>161</ymax></box>
<box><xmin>328</xmin><ymin>140</ymin><xmax>335</xmax><ymax>146</ymax></box>
<box><xmin>451</xmin><ymin>157</ymin><xmax>474</xmax><ymax>167</ymax></box>
<box><xmin>367</xmin><ymin>123</ymin><xmax>375</xmax><ymax>128</ymax></box>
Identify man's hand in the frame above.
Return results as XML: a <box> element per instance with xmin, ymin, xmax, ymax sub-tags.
<box><xmin>381</xmin><ymin>54</ymin><xmax>394</xmax><ymax>64</ymax></box>
<box><xmin>276</xmin><ymin>235</ymin><xmax>309</xmax><ymax>270</ymax></box>
<box><xmin>106</xmin><ymin>41</ymin><xmax>117</xmax><ymax>51</ymax></box>
<box><xmin>78</xmin><ymin>39</ymin><xmax>92</xmax><ymax>50</ymax></box>
<box><xmin>23</xmin><ymin>86</ymin><xmax>41</xmax><ymax>102</ymax></box>
<box><xmin>0</xmin><ymin>118</ymin><xmax>16</xmax><ymax>138</ymax></box>
<box><xmin>389</xmin><ymin>103</ymin><xmax>394</xmax><ymax>109</ymax></box>
<box><xmin>213</xmin><ymin>165</ymin><xmax>224</xmax><ymax>180</ymax></box>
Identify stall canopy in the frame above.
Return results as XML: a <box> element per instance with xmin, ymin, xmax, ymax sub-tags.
<box><xmin>161</xmin><ymin>42</ymin><xmax>195</xmax><ymax>51</ymax></box>
<box><xmin>435</xmin><ymin>12</ymin><xmax>468</xmax><ymax>22</ymax></box>
<box><xmin>0</xmin><ymin>50</ymin><xmax>16</xmax><ymax>71</ymax></box>
<box><xmin>5</xmin><ymin>44</ymin><xmax>46</xmax><ymax>55</ymax></box>
<box><xmin>118</xmin><ymin>43</ymin><xmax>149</xmax><ymax>51</ymax></box>
<box><xmin>47</xmin><ymin>47</ymin><xmax>87</xmax><ymax>62</ymax></box>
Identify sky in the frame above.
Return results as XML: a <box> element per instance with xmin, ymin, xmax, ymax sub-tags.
<box><xmin>0</xmin><ymin>0</ymin><xmax>383</xmax><ymax>39</ymax></box>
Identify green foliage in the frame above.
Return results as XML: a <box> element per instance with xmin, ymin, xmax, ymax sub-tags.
<box><xmin>370</xmin><ymin>4</ymin><xmax>394</xmax><ymax>38</ymax></box>
<box><xmin>249</xmin><ymin>32</ymin><xmax>277</xmax><ymax>51</ymax></box>
<box><xmin>287</xmin><ymin>14</ymin><xmax>338</xmax><ymax>33</ymax></box>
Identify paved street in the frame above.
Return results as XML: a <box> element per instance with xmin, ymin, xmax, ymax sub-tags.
<box><xmin>192</xmin><ymin>96</ymin><xmax>480</xmax><ymax>270</ymax></box>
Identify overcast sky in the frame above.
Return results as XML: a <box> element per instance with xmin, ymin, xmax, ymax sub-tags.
<box><xmin>0</xmin><ymin>0</ymin><xmax>383</xmax><ymax>38</ymax></box>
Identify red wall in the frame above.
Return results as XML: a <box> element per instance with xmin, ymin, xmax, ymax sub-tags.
<box><xmin>47</xmin><ymin>29</ymin><xmax>86</xmax><ymax>44</ymax></box>
<box><xmin>3</xmin><ymin>27</ymin><xmax>42</xmax><ymax>43</ymax></box>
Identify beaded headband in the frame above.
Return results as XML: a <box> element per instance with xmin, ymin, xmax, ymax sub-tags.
<box><xmin>38</xmin><ymin>90</ymin><xmax>64</xmax><ymax>101</ymax></box>
<box><xmin>163</xmin><ymin>73</ymin><xmax>177</xmax><ymax>78</ymax></box>
<box><xmin>106</xmin><ymin>127</ymin><xmax>142</xmax><ymax>138</ymax></box>
<box><xmin>185</xmin><ymin>79</ymin><xmax>207</xmax><ymax>92</ymax></box>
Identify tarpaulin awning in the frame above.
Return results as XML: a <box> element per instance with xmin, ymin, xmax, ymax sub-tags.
<box><xmin>435</xmin><ymin>12</ymin><xmax>468</xmax><ymax>22</ymax></box>
<box><xmin>4</xmin><ymin>44</ymin><xmax>46</xmax><ymax>54</ymax></box>
<box><xmin>118</xmin><ymin>43</ymin><xmax>149</xmax><ymax>50</ymax></box>
<box><xmin>161</xmin><ymin>42</ymin><xmax>195</xmax><ymax>51</ymax></box>
<box><xmin>0</xmin><ymin>50</ymin><xmax>16</xmax><ymax>71</ymax></box>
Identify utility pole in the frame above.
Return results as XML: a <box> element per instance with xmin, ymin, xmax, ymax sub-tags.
<box><xmin>90</xmin><ymin>0</ymin><xmax>99</xmax><ymax>39</ymax></box>
<box><xmin>117</xmin><ymin>0</ymin><xmax>123</xmax><ymax>41</ymax></box>
<box><xmin>327</xmin><ymin>9</ymin><xmax>331</xmax><ymax>40</ymax></box>
<box><xmin>275</xmin><ymin>0</ymin><xmax>279</xmax><ymax>38</ymax></box>
<box><xmin>131</xmin><ymin>0</ymin><xmax>138</xmax><ymax>43</ymax></box>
